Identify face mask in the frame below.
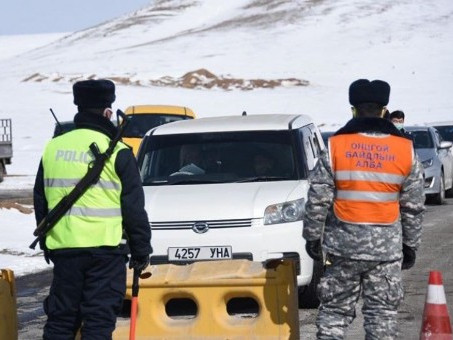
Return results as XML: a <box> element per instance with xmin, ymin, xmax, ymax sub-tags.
<box><xmin>394</xmin><ymin>123</ymin><xmax>404</xmax><ymax>130</ymax></box>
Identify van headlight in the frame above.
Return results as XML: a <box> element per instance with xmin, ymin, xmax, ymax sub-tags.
<box><xmin>264</xmin><ymin>198</ymin><xmax>305</xmax><ymax>225</ymax></box>
<box><xmin>421</xmin><ymin>158</ymin><xmax>433</xmax><ymax>168</ymax></box>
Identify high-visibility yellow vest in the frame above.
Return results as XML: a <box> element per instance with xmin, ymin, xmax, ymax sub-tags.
<box><xmin>329</xmin><ymin>133</ymin><xmax>413</xmax><ymax>225</ymax></box>
<box><xmin>42</xmin><ymin>128</ymin><xmax>128</xmax><ymax>250</ymax></box>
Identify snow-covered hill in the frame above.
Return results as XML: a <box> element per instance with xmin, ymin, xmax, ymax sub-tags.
<box><xmin>6</xmin><ymin>0</ymin><xmax>453</xmax><ymax>84</ymax></box>
<box><xmin>1</xmin><ymin>0</ymin><xmax>452</xmax><ymax>170</ymax></box>
<box><xmin>1</xmin><ymin>0</ymin><xmax>452</xmax><ymax>172</ymax></box>
<box><xmin>0</xmin><ymin>0</ymin><xmax>453</xmax><ymax>275</ymax></box>
<box><xmin>0</xmin><ymin>32</ymin><xmax>68</xmax><ymax>61</ymax></box>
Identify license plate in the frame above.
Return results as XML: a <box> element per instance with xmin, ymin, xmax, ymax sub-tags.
<box><xmin>168</xmin><ymin>246</ymin><xmax>232</xmax><ymax>261</ymax></box>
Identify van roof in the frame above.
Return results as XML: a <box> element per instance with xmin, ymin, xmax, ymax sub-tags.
<box><xmin>148</xmin><ymin>114</ymin><xmax>313</xmax><ymax>135</ymax></box>
<box><xmin>124</xmin><ymin>105</ymin><xmax>195</xmax><ymax>118</ymax></box>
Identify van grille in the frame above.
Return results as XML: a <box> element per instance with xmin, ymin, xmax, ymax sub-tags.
<box><xmin>150</xmin><ymin>218</ymin><xmax>254</xmax><ymax>230</ymax></box>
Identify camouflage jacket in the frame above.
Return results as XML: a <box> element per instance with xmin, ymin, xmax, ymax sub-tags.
<box><xmin>303</xmin><ymin>118</ymin><xmax>425</xmax><ymax>261</ymax></box>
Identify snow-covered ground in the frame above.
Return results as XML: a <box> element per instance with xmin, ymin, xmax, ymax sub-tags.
<box><xmin>1</xmin><ymin>0</ymin><xmax>452</xmax><ymax>276</ymax></box>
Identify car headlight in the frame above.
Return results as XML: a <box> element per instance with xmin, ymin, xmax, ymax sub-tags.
<box><xmin>264</xmin><ymin>198</ymin><xmax>305</xmax><ymax>225</ymax></box>
<box><xmin>421</xmin><ymin>158</ymin><xmax>433</xmax><ymax>168</ymax></box>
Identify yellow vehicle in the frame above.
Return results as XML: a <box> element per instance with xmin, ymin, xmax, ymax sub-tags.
<box><xmin>122</xmin><ymin>105</ymin><xmax>195</xmax><ymax>155</ymax></box>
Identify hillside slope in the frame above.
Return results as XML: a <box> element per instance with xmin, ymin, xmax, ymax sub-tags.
<box><xmin>5</xmin><ymin>0</ymin><xmax>453</xmax><ymax>84</ymax></box>
<box><xmin>0</xmin><ymin>0</ymin><xmax>452</xmax><ymax>178</ymax></box>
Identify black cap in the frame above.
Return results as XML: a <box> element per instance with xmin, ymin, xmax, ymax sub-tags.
<box><xmin>73</xmin><ymin>79</ymin><xmax>116</xmax><ymax>108</ymax></box>
<box><xmin>349</xmin><ymin>79</ymin><xmax>390</xmax><ymax>106</ymax></box>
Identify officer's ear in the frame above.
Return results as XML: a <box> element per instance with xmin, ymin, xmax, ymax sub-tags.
<box><xmin>103</xmin><ymin>108</ymin><xmax>113</xmax><ymax>120</ymax></box>
<box><xmin>380</xmin><ymin>106</ymin><xmax>387</xmax><ymax>118</ymax></box>
<box><xmin>351</xmin><ymin>107</ymin><xmax>357</xmax><ymax>118</ymax></box>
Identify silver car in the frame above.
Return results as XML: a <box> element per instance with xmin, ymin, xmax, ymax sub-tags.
<box><xmin>428</xmin><ymin>121</ymin><xmax>453</xmax><ymax>143</ymax></box>
<box><xmin>406</xmin><ymin>126</ymin><xmax>453</xmax><ymax>204</ymax></box>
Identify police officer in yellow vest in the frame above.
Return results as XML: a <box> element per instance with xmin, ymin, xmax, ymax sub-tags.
<box><xmin>303</xmin><ymin>79</ymin><xmax>425</xmax><ymax>339</ymax></box>
<box><xmin>33</xmin><ymin>79</ymin><xmax>152</xmax><ymax>339</ymax></box>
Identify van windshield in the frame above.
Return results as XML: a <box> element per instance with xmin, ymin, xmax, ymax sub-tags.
<box><xmin>123</xmin><ymin>114</ymin><xmax>190</xmax><ymax>138</ymax></box>
<box><xmin>139</xmin><ymin>130</ymin><xmax>301</xmax><ymax>185</ymax></box>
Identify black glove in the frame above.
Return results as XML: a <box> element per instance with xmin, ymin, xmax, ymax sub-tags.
<box><xmin>129</xmin><ymin>255</ymin><xmax>150</xmax><ymax>272</ymax></box>
<box><xmin>402</xmin><ymin>244</ymin><xmax>416</xmax><ymax>270</ymax></box>
<box><xmin>305</xmin><ymin>239</ymin><xmax>322</xmax><ymax>262</ymax></box>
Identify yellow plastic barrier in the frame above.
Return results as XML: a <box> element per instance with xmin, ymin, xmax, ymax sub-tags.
<box><xmin>0</xmin><ymin>269</ymin><xmax>18</xmax><ymax>340</ymax></box>
<box><xmin>113</xmin><ymin>259</ymin><xmax>299</xmax><ymax>340</ymax></box>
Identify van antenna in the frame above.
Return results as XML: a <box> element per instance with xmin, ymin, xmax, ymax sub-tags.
<box><xmin>242</xmin><ymin>111</ymin><xmax>247</xmax><ymax>116</ymax></box>
<box><xmin>50</xmin><ymin>108</ymin><xmax>62</xmax><ymax>131</ymax></box>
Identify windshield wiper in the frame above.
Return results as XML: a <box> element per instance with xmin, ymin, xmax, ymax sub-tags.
<box><xmin>235</xmin><ymin>176</ymin><xmax>290</xmax><ymax>183</ymax></box>
<box><xmin>145</xmin><ymin>179</ymin><xmax>168</xmax><ymax>185</ymax></box>
<box><xmin>168</xmin><ymin>178</ymin><xmax>225</xmax><ymax>185</ymax></box>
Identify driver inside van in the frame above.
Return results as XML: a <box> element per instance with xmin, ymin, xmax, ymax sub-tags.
<box><xmin>177</xmin><ymin>144</ymin><xmax>205</xmax><ymax>175</ymax></box>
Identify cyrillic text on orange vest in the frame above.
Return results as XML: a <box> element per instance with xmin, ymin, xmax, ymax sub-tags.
<box><xmin>329</xmin><ymin>133</ymin><xmax>413</xmax><ymax>225</ymax></box>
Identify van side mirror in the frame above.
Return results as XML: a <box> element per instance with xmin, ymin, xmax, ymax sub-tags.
<box><xmin>439</xmin><ymin>141</ymin><xmax>453</xmax><ymax>149</ymax></box>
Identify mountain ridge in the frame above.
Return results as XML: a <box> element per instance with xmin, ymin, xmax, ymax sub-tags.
<box><xmin>8</xmin><ymin>0</ymin><xmax>451</xmax><ymax>80</ymax></box>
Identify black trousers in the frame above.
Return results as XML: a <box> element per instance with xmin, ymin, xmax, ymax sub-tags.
<box><xmin>43</xmin><ymin>253</ymin><xmax>127</xmax><ymax>340</ymax></box>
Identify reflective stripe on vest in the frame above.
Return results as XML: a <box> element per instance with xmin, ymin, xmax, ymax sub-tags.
<box><xmin>65</xmin><ymin>207</ymin><xmax>122</xmax><ymax>217</ymax></box>
<box><xmin>42</xmin><ymin>128</ymin><xmax>128</xmax><ymax>250</ymax></box>
<box><xmin>329</xmin><ymin>133</ymin><xmax>413</xmax><ymax>225</ymax></box>
<box><xmin>335</xmin><ymin>170</ymin><xmax>406</xmax><ymax>184</ymax></box>
<box><xmin>44</xmin><ymin>178</ymin><xmax>121</xmax><ymax>191</ymax></box>
<box><xmin>336</xmin><ymin>190</ymin><xmax>399</xmax><ymax>202</ymax></box>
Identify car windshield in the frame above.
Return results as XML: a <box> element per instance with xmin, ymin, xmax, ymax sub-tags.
<box><xmin>139</xmin><ymin>130</ymin><xmax>300</xmax><ymax>185</ymax></box>
<box><xmin>434</xmin><ymin>126</ymin><xmax>453</xmax><ymax>142</ymax></box>
<box><xmin>411</xmin><ymin>130</ymin><xmax>434</xmax><ymax>149</ymax></box>
<box><xmin>123</xmin><ymin>114</ymin><xmax>190</xmax><ymax>138</ymax></box>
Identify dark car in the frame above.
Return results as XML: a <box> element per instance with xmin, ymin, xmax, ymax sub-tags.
<box><xmin>53</xmin><ymin>120</ymin><xmax>117</xmax><ymax>137</ymax></box>
<box><xmin>53</xmin><ymin>121</ymin><xmax>76</xmax><ymax>137</ymax></box>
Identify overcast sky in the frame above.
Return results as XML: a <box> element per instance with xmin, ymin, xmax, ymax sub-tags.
<box><xmin>0</xmin><ymin>0</ymin><xmax>152</xmax><ymax>35</ymax></box>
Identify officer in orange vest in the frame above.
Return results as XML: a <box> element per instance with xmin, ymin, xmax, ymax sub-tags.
<box><xmin>303</xmin><ymin>79</ymin><xmax>425</xmax><ymax>339</ymax></box>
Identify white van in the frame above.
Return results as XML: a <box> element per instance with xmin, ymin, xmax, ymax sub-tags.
<box><xmin>137</xmin><ymin>114</ymin><xmax>325</xmax><ymax>307</ymax></box>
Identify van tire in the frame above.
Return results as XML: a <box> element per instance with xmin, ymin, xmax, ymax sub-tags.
<box><xmin>298</xmin><ymin>260</ymin><xmax>323</xmax><ymax>309</ymax></box>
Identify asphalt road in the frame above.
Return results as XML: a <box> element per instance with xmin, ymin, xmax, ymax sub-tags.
<box><xmin>11</xmin><ymin>197</ymin><xmax>453</xmax><ymax>339</ymax></box>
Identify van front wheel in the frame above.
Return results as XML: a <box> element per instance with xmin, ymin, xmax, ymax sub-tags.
<box><xmin>298</xmin><ymin>260</ymin><xmax>324</xmax><ymax>309</ymax></box>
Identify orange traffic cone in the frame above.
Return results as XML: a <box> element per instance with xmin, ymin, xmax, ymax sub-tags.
<box><xmin>420</xmin><ymin>271</ymin><xmax>453</xmax><ymax>340</ymax></box>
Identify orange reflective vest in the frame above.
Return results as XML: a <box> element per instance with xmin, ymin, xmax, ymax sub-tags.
<box><xmin>329</xmin><ymin>133</ymin><xmax>413</xmax><ymax>225</ymax></box>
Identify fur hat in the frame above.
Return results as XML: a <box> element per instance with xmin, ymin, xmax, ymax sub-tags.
<box><xmin>349</xmin><ymin>79</ymin><xmax>390</xmax><ymax>106</ymax></box>
<box><xmin>73</xmin><ymin>79</ymin><xmax>116</xmax><ymax>108</ymax></box>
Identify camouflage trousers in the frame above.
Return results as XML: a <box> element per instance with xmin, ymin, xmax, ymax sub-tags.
<box><xmin>316</xmin><ymin>256</ymin><xmax>403</xmax><ymax>340</ymax></box>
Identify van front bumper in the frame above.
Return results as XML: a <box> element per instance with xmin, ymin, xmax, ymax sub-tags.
<box><xmin>149</xmin><ymin>219</ymin><xmax>314</xmax><ymax>287</ymax></box>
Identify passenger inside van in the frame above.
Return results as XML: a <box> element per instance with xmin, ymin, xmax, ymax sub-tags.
<box><xmin>253</xmin><ymin>151</ymin><xmax>276</xmax><ymax>177</ymax></box>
